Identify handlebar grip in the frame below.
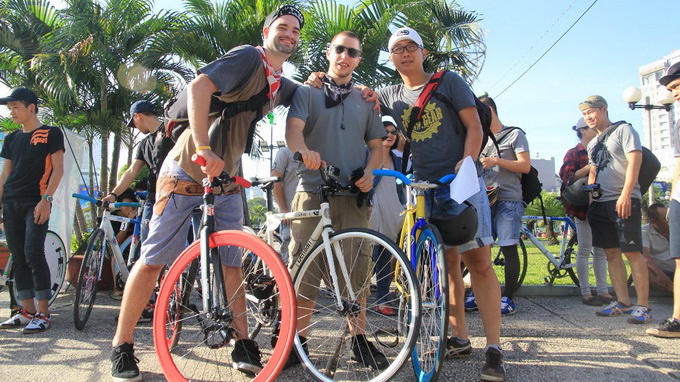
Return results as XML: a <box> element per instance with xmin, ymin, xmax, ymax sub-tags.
<box><xmin>438</xmin><ymin>174</ymin><xmax>456</xmax><ymax>184</ymax></box>
<box><xmin>372</xmin><ymin>169</ymin><xmax>412</xmax><ymax>185</ymax></box>
<box><xmin>192</xmin><ymin>154</ymin><xmax>206</xmax><ymax>166</ymax></box>
<box><xmin>233</xmin><ymin>177</ymin><xmax>252</xmax><ymax>189</ymax></box>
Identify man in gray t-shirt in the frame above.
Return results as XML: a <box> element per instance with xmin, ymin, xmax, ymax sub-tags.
<box><xmin>271</xmin><ymin>147</ymin><xmax>297</xmax><ymax>264</ymax></box>
<box><xmin>285</xmin><ymin>31</ymin><xmax>385</xmax><ymax>369</ymax></box>
<box><xmin>580</xmin><ymin>95</ymin><xmax>650</xmax><ymax>324</ymax></box>
<box><xmin>479</xmin><ymin>96</ymin><xmax>531</xmax><ymax>313</ymax></box>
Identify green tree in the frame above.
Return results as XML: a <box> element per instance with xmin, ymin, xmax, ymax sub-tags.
<box><xmin>247</xmin><ymin>197</ymin><xmax>267</xmax><ymax>228</ymax></box>
<box><xmin>524</xmin><ymin>191</ymin><xmax>566</xmax><ymax>245</ymax></box>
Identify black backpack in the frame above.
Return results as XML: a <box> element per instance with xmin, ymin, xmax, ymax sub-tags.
<box><xmin>590</xmin><ymin>120</ymin><xmax>660</xmax><ymax>195</ymax></box>
<box><xmin>494</xmin><ymin>126</ymin><xmax>543</xmax><ymax>205</ymax></box>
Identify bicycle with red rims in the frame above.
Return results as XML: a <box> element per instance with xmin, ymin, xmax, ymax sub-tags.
<box><xmin>153</xmin><ymin>154</ymin><xmax>296</xmax><ymax>382</ymax></box>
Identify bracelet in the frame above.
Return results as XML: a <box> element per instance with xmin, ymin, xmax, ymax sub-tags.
<box><xmin>196</xmin><ymin>145</ymin><xmax>212</xmax><ymax>151</ymax></box>
<box><xmin>108</xmin><ymin>192</ymin><xmax>118</xmax><ymax>199</ymax></box>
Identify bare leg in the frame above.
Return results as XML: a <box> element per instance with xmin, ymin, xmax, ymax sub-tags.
<box><xmin>223</xmin><ymin>265</ymin><xmax>248</xmax><ymax>340</ymax></box>
<box><xmin>112</xmin><ymin>261</ymin><xmax>165</xmax><ymax>346</ymax></box>
<box><xmin>624</xmin><ymin>251</ymin><xmax>649</xmax><ymax>307</ymax></box>
<box><xmin>604</xmin><ymin>248</ymin><xmax>630</xmax><ymax>305</ymax></box>
<box><xmin>445</xmin><ymin>247</ymin><xmax>468</xmax><ymax>340</ymax></box>
<box><xmin>674</xmin><ymin>259</ymin><xmax>680</xmax><ymax>320</ymax></box>
<box><xmin>462</xmin><ymin>245</ymin><xmax>501</xmax><ymax>346</ymax></box>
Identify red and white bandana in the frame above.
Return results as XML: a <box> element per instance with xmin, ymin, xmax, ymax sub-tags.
<box><xmin>255</xmin><ymin>46</ymin><xmax>282</xmax><ymax>100</ymax></box>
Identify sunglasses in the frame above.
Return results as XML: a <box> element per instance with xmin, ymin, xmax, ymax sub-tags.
<box><xmin>386</xmin><ymin>129</ymin><xmax>397</xmax><ymax>135</ymax></box>
<box><xmin>331</xmin><ymin>44</ymin><xmax>362</xmax><ymax>58</ymax></box>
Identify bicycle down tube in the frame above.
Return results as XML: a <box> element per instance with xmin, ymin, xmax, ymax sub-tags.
<box><xmin>522</xmin><ymin>216</ymin><xmax>577</xmax><ymax>270</ymax></box>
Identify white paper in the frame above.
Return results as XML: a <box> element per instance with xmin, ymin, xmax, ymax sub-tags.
<box><xmin>449</xmin><ymin>156</ymin><xmax>480</xmax><ymax>203</ymax></box>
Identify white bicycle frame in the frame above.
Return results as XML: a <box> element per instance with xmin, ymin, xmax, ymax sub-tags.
<box><xmin>265</xmin><ymin>198</ymin><xmax>358</xmax><ymax>309</ymax></box>
<box><xmin>521</xmin><ymin>215</ymin><xmax>577</xmax><ymax>270</ymax></box>
<box><xmin>96</xmin><ymin>209</ymin><xmax>141</xmax><ymax>284</ymax></box>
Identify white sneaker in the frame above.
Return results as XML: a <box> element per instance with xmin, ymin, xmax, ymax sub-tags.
<box><xmin>0</xmin><ymin>309</ymin><xmax>34</xmax><ymax>329</ymax></box>
<box><xmin>22</xmin><ymin>313</ymin><xmax>51</xmax><ymax>334</ymax></box>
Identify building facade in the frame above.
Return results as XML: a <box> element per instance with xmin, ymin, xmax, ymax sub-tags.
<box><xmin>639</xmin><ymin>50</ymin><xmax>680</xmax><ymax>180</ymax></box>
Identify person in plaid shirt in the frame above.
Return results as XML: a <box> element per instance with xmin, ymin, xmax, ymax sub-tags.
<box><xmin>559</xmin><ymin>118</ymin><xmax>613</xmax><ymax>306</ymax></box>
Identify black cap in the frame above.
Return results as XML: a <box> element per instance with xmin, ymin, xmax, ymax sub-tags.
<box><xmin>0</xmin><ymin>87</ymin><xmax>39</xmax><ymax>106</ymax></box>
<box><xmin>127</xmin><ymin>100</ymin><xmax>156</xmax><ymax>127</ymax></box>
<box><xmin>264</xmin><ymin>5</ymin><xmax>304</xmax><ymax>30</ymax></box>
<box><xmin>659</xmin><ymin>62</ymin><xmax>680</xmax><ymax>87</ymax></box>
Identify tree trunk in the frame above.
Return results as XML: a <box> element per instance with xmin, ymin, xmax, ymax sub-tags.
<box><xmin>109</xmin><ymin>130</ymin><xmax>122</xmax><ymax>190</ymax></box>
<box><xmin>100</xmin><ymin>132</ymin><xmax>109</xmax><ymax>195</ymax></box>
<box><xmin>546</xmin><ymin>220</ymin><xmax>559</xmax><ymax>246</ymax></box>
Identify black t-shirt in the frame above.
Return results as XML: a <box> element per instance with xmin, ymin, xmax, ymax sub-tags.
<box><xmin>0</xmin><ymin>125</ymin><xmax>65</xmax><ymax>203</ymax></box>
<box><xmin>133</xmin><ymin>123</ymin><xmax>172</xmax><ymax>193</ymax></box>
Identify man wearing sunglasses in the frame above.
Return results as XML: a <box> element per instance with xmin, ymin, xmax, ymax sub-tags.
<box><xmin>285</xmin><ymin>31</ymin><xmax>386</xmax><ymax>370</ymax></box>
<box><xmin>377</xmin><ymin>27</ymin><xmax>505</xmax><ymax>381</ymax></box>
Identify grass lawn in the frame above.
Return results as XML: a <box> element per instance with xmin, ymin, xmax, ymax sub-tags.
<box><xmin>495</xmin><ymin>237</ymin><xmax>632</xmax><ymax>287</ymax></box>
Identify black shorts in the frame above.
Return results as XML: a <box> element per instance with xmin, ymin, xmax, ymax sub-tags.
<box><xmin>587</xmin><ymin>199</ymin><xmax>642</xmax><ymax>252</ymax></box>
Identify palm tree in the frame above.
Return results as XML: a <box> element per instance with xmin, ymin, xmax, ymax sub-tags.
<box><xmin>292</xmin><ymin>0</ymin><xmax>485</xmax><ymax>88</ymax></box>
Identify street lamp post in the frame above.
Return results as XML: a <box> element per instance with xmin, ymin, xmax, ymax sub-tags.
<box><xmin>259</xmin><ymin>113</ymin><xmax>285</xmax><ymax>211</ymax></box>
<box><xmin>622</xmin><ymin>86</ymin><xmax>675</xmax><ymax>205</ymax></box>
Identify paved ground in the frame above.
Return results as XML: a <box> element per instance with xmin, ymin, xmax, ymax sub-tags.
<box><xmin>0</xmin><ymin>285</ymin><xmax>678</xmax><ymax>381</ymax></box>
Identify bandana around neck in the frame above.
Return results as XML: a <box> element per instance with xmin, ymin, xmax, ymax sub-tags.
<box><xmin>255</xmin><ymin>46</ymin><xmax>282</xmax><ymax>100</ymax></box>
<box><xmin>322</xmin><ymin>76</ymin><xmax>353</xmax><ymax>108</ymax></box>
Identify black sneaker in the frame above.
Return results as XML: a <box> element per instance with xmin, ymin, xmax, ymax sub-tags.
<box><xmin>351</xmin><ymin>334</ymin><xmax>389</xmax><ymax>370</ymax></box>
<box><xmin>481</xmin><ymin>347</ymin><xmax>506</xmax><ymax>381</ymax></box>
<box><xmin>646</xmin><ymin>317</ymin><xmax>680</xmax><ymax>338</ymax></box>
<box><xmin>231</xmin><ymin>339</ymin><xmax>263</xmax><ymax>376</ymax></box>
<box><xmin>138</xmin><ymin>306</ymin><xmax>154</xmax><ymax>323</ymax></box>
<box><xmin>283</xmin><ymin>336</ymin><xmax>308</xmax><ymax>370</ymax></box>
<box><xmin>110</xmin><ymin>343</ymin><xmax>141</xmax><ymax>382</ymax></box>
<box><xmin>446</xmin><ymin>336</ymin><xmax>472</xmax><ymax>358</ymax></box>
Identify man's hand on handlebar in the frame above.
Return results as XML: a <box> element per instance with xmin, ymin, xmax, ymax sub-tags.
<box><xmin>197</xmin><ymin>149</ymin><xmax>224</xmax><ymax>179</ymax></box>
<box><xmin>354</xmin><ymin>171</ymin><xmax>373</xmax><ymax>193</ymax></box>
<box><xmin>298</xmin><ymin>149</ymin><xmax>324</xmax><ymax>171</ymax></box>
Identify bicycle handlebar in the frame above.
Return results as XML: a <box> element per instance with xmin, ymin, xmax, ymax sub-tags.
<box><xmin>191</xmin><ymin>154</ymin><xmax>252</xmax><ymax>188</ymax></box>
<box><xmin>372</xmin><ymin>169</ymin><xmax>456</xmax><ymax>185</ymax></box>
<box><xmin>72</xmin><ymin>193</ymin><xmax>141</xmax><ymax>209</ymax></box>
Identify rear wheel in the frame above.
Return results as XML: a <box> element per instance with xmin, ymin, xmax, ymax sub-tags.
<box><xmin>154</xmin><ymin>230</ymin><xmax>296</xmax><ymax>382</ymax></box>
<box><xmin>547</xmin><ymin>234</ymin><xmax>579</xmax><ymax>286</ymax></box>
<box><xmin>74</xmin><ymin>229</ymin><xmax>106</xmax><ymax>330</ymax></box>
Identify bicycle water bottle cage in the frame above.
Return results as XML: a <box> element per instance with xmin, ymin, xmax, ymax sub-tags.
<box><xmin>429</xmin><ymin>203</ymin><xmax>478</xmax><ymax>246</ymax></box>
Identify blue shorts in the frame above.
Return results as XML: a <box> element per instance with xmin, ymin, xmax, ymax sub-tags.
<box><xmin>425</xmin><ymin>177</ymin><xmax>493</xmax><ymax>253</ymax></box>
<box><xmin>140</xmin><ymin>160</ymin><xmax>243</xmax><ymax>266</ymax></box>
<box><xmin>492</xmin><ymin>200</ymin><xmax>524</xmax><ymax>246</ymax></box>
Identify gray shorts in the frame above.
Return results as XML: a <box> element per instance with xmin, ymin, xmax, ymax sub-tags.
<box><xmin>426</xmin><ymin>177</ymin><xmax>494</xmax><ymax>253</ymax></box>
<box><xmin>140</xmin><ymin>160</ymin><xmax>243</xmax><ymax>266</ymax></box>
<box><xmin>670</xmin><ymin>199</ymin><xmax>680</xmax><ymax>259</ymax></box>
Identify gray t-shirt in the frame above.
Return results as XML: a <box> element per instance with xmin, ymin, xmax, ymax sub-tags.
<box><xmin>481</xmin><ymin>126</ymin><xmax>530</xmax><ymax>202</ymax></box>
<box><xmin>587</xmin><ymin>122</ymin><xmax>642</xmax><ymax>202</ymax></box>
<box><xmin>272</xmin><ymin>147</ymin><xmax>298</xmax><ymax>209</ymax></box>
<box><xmin>673</xmin><ymin>120</ymin><xmax>680</xmax><ymax>201</ymax></box>
<box><xmin>288</xmin><ymin>85</ymin><xmax>384</xmax><ymax>194</ymax></box>
<box><xmin>378</xmin><ymin>71</ymin><xmax>476</xmax><ymax>182</ymax></box>
<box><xmin>641</xmin><ymin>224</ymin><xmax>675</xmax><ymax>274</ymax></box>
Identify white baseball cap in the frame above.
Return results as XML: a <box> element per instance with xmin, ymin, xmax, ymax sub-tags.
<box><xmin>388</xmin><ymin>27</ymin><xmax>424</xmax><ymax>52</ymax></box>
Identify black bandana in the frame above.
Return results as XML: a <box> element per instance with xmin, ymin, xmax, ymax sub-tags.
<box><xmin>322</xmin><ymin>76</ymin><xmax>353</xmax><ymax>108</ymax></box>
<box><xmin>264</xmin><ymin>5</ymin><xmax>305</xmax><ymax>29</ymax></box>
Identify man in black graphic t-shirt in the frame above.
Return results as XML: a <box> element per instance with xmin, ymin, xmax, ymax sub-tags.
<box><xmin>0</xmin><ymin>87</ymin><xmax>64</xmax><ymax>334</ymax></box>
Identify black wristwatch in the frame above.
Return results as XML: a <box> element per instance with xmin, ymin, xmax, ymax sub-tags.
<box><xmin>41</xmin><ymin>194</ymin><xmax>54</xmax><ymax>203</ymax></box>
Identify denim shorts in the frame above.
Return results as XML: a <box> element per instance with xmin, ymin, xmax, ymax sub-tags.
<box><xmin>140</xmin><ymin>160</ymin><xmax>243</xmax><ymax>266</ymax></box>
<box><xmin>492</xmin><ymin>200</ymin><xmax>524</xmax><ymax>246</ymax></box>
<box><xmin>425</xmin><ymin>177</ymin><xmax>493</xmax><ymax>253</ymax></box>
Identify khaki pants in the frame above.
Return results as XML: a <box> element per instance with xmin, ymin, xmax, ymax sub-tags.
<box><xmin>288</xmin><ymin>192</ymin><xmax>372</xmax><ymax>301</ymax></box>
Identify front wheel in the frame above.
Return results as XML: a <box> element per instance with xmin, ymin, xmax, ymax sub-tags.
<box><xmin>411</xmin><ymin>225</ymin><xmax>448</xmax><ymax>382</ymax></box>
<box><xmin>154</xmin><ymin>230</ymin><xmax>296</xmax><ymax>382</ymax></box>
<box><xmin>291</xmin><ymin>228</ymin><xmax>421</xmax><ymax>382</ymax></box>
<box><xmin>73</xmin><ymin>229</ymin><xmax>107</xmax><ymax>330</ymax></box>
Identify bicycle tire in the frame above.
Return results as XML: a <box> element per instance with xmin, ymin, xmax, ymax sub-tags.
<box><xmin>411</xmin><ymin>225</ymin><xmax>448</xmax><ymax>382</ymax></box>
<box><xmin>73</xmin><ymin>228</ymin><xmax>106</xmax><ymax>330</ymax></box>
<box><xmin>154</xmin><ymin>230</ymin><xmax>296</xmax><ymax>382</ymax></box>
<box><xmin>291</xmin><ymin>228</ymin><xmax>421</xmax><ymax>382</ymax></box>
<box><xmin>8</xmin><ymin>230</ymin><xmax>66</xmax><ymax>308</ymax></box>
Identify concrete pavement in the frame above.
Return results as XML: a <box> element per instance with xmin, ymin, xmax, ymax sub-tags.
<box><xmin>0</xmin><ymin>285</ymin><xmax>678</xmax><ymax>381</ymax></box>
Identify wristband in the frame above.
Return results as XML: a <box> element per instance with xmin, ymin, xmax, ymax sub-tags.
<box><xmin>108</xmin><ymin>192</ymin><xmax>118</xmax><ymax>199</ymax></box>
<box><xmin>196</xmin><ymin>145</ymin><xmax>212</xmax><ymax>152</ymax></box>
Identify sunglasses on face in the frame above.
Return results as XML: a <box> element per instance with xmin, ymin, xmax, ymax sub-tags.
<box><xmin>331</xmin><ymin>44</ymin><xmax>361</xmax><ymax>58</ymax></box>
<box><xmin>385</xmin><ymin>129</ymin><xmax>397</xmax><ymax>135</ymax></box>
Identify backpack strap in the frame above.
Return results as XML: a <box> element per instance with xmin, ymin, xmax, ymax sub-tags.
<box><xmin>591</xmin><ymin>121</ymin><xmax>626</xmax><ymax>182</ymax></box>
<box><xmin>401</xmin><ymin>70</ymin><xmax>447</xmax><ymax>173</ymax></box>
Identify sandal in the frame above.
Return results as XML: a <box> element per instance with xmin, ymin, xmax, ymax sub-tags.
<box><xmin>582</xmin><ymin>297</ymin><xmax>604</xmax><ymax>306</ymax></box>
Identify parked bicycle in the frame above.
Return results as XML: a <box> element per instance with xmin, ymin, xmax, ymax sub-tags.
<box><xmin>373</xmin><ymin>169</ymin><xmax>454</xmax><ymax>382</ymax></box>
<box><xmin>153</xmin><ymin>155</ymin><xmax>296</xmax><ymax>381</ymax></box>
<box><xmin>463</xmin><ymin>215</ymin><xmax>580</xmax><ymax>289</ymax></box>
<box><xmin>70</xmin><ymin>193</ymin><xmax>142</xmax><ymax>330</ymax></box>
<box><xmin>2</xmin><ymin>230</ymin><xmax>67</xmax><ymax>315</ymax></box>
<box><xmin>280</xmin><ymin>154</ymin><xmax>420</xmax><ymax>382</ymax></box>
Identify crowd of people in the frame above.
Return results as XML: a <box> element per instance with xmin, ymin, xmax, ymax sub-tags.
<box><xmin>1</xmin><ymin>4</ymin><xmax>679</xmax><ymax>382</ymax></box>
